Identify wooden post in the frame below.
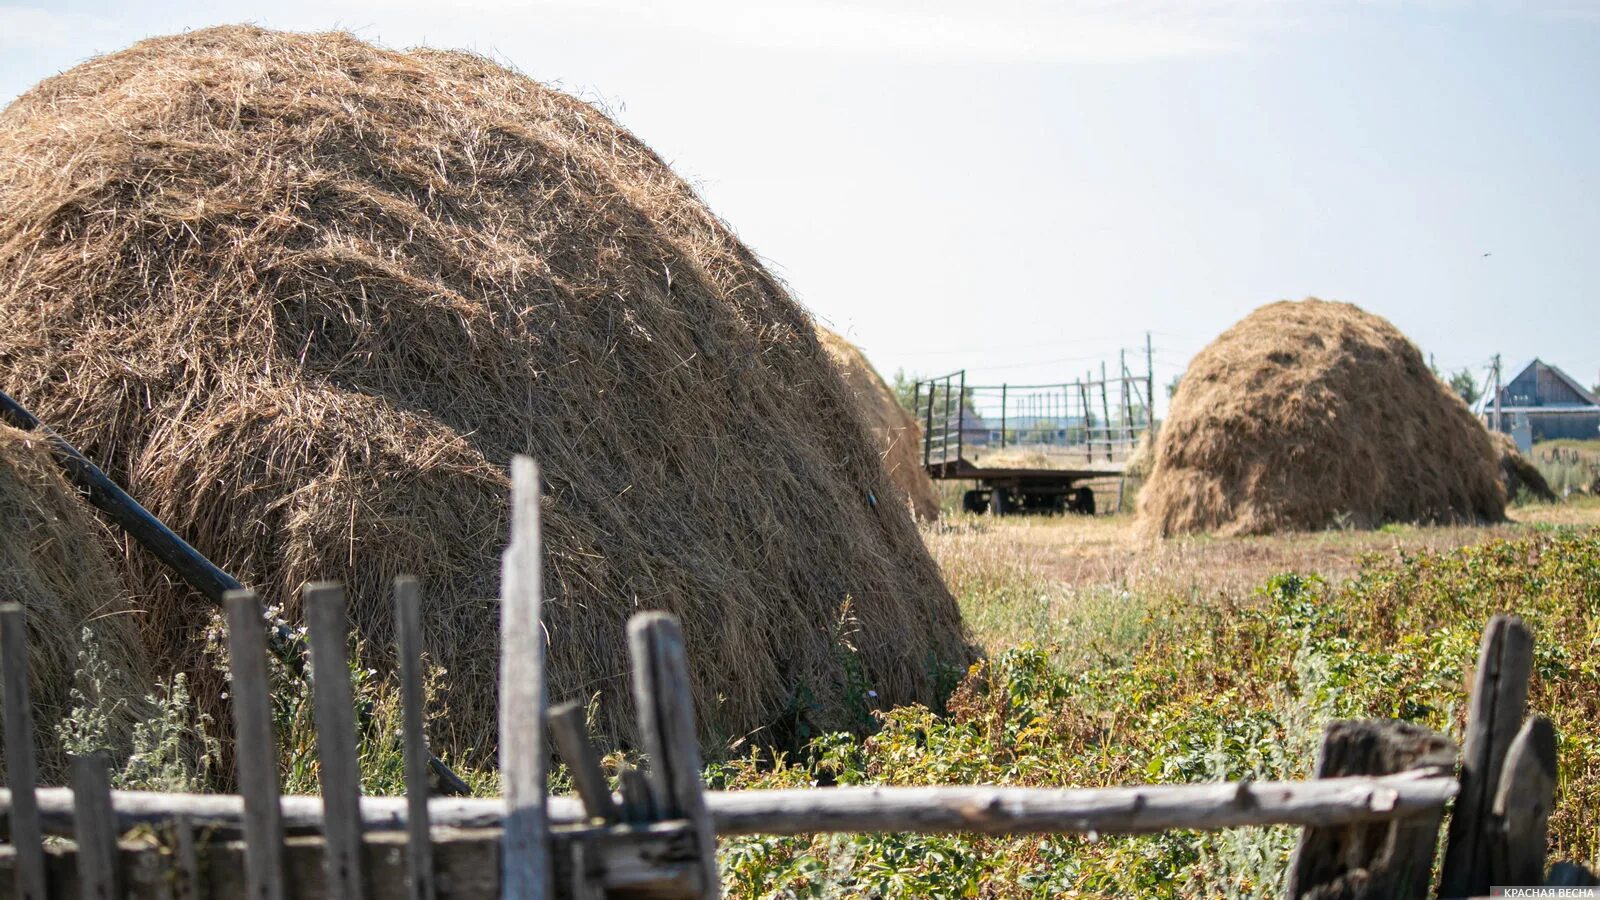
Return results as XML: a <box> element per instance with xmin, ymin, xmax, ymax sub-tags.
<box><xmin>1491</xmin><ymin>716</ymin><xmax>1557</xmax><ymax>887</ymax></box>
<box><xmin>70</xmin><ymin>751</ymin><xmax>119</xmax><ymax>900</ymax></box>
<box><xmin>1286</xmin><ymin>719</ymin><xmax>1455</xmax><ymax>899</ymax></box>
<box><xmin>306</xmin><ymin>583</ymin><xmax>365</xmax><ymax>900</ymax></box>
<box><xmin>0</xmin><ymin>603</ymin><xmax>46</xmax><ymax>900</ymax></box>
<box><xmin>628</xmin><ymin>613</ymin><xmax>719</xmax><ymax>898</ymax></box>
<box><xmin>1440</xmin><ymin>614</ymin><xmax>1533</xmax><ymax>897</ymax></box>
<box><xmin>394</xmin><ymin>576</ymin><xmax>437</xmax><ymax>900</ymax></box>
<box><xmin>548</xmin><ymin>702</ymin><xmax>620</xmax><ymax>824</ymax></box>
<box><xmin>500</xmin><ymin>456</ymin><xmax>551</xmax><ymax>899</ymax></box>
<box><xmin>223</xmin><ymin>589</ymin><xmax>287</xmax><ymax>900</ymax></box>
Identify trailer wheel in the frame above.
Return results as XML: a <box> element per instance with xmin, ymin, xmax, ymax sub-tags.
<box><xmin>962</xmin><ymin>489</ymin><xmax>987</xmax><ymax>514</ymax></box>
<box><xmin>989</xmin><ymin>487</ymin><xmax>1012</xmax><ymax>516</ymax></box>
<box><xmin>1069</xmin><ymin>487</ymin><xmax>1096</xmax><ymax>515</ymax></box>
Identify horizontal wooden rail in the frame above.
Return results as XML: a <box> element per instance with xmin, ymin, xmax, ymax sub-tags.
<box><xmin>705</xmin><ymin>773</ymin><xmax>1458</xmax><ymax>836</ymax></box>
<box><xmin>2</xmin><ymin>771</ymin><xmax>1457</xmax><ymax>841</ymax></box>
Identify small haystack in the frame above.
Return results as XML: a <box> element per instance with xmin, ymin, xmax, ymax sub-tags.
<box><xmin>1139</xmin><ymin>299</ymin><xmax>1506</xmax><ymax>536</ymax></box>
<box><xmin>0</xmin><ymin>425</ymin><xmax>149</xmax><ymax>778</ymax></box>
<box><xmin>1490</xmin><ymin>433</ymin><xmax>1558</xmax><ymax>503</ymax></box>
<box><xmin>0</xmin><ymin>27</ymin><xmax>970</xmax><ymax>757</ymax></box>
<box><xmin>816</xmin><ymin>327</ymin><xmax>939</xmax><ymax>521</ymax></box>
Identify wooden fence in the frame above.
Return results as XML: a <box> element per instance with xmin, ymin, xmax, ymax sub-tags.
<box><xmin>2</xmin><ymin>455</ymin><xmax>1596</xmax><ymax>899</ymax></box>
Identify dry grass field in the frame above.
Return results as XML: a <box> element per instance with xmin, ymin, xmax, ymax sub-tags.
<box><xmin>929</xmin><ymin>497</ymin><xmax>1600</xmax><ymax>658</ymax></box>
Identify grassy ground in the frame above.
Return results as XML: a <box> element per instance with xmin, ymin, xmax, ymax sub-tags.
<box><xmin>1531</xmin><ymin>439</ymin><xmax>1600</xmax><ymax>497</ymax></box>
<box><xmin>55</xmin><ymin>496</ymin><xmax>1600</xmax><ymax>896</ymax></box>
<box><xmin>720</xmin><ymin>498</ymin><xmax>1600</xmax><ymax>896</ymax></box>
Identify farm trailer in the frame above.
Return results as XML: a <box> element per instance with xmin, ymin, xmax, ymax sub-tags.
<box><xmin>914</xmin><ymin>362</ymin><xmax>1153</xmax><ymax>516</ymax></box>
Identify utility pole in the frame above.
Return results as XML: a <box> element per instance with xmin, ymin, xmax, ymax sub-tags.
<box><xmin>1491</xmin><ymin>354</ymin><xmax>1502</xmax><ymax>433</ymax></box>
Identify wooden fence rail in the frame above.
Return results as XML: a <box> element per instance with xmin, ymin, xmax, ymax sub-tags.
<box><xmin>2</xmin><ymin>456</ymin><xmax>1594</xmax><ymax>899</ymax></box>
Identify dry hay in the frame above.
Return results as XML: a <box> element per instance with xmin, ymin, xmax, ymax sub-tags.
<box><xmin>0</xmin><ymin>26</ymin><xmax>971</xmax><ymax>758</ymax></box>
<box><xmin>815</xmin><ymin>327</ymin><xmax>938</xmax><ymax>521</ymax></box>
<box><xmin>1490</xmin><ymin>432</ymin><xmax>1558</xmax><ymax>503</ymax></box>
<box><xmin>0</xmin><ymin>425</ymin><xmax>149</xmax><ymax>779</ymax></box>
<box><xmin>1139</xmin><ymin>299</ymin><xmax>1506</xmax><ymax>536</ymax></box>
<box><xmin>1123</xmin><ymin>426</ymin><xmax>1157</xmax><ymax>479</ymax></box>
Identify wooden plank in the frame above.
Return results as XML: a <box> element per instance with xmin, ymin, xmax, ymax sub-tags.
<box><xmin>499</xmin><ymin>456</ymin><xmax>550</xmax><ymax>899</ymax></box>
<box><xmin>70</xmin><ymin>752</ymin><xmax>118</xmax><ymax>900</ymax></box>
<box><xmin>616</xmin><ymin>767</ymin><xmax>655</xmax><ymax>826</ymax></box>
<box><xmin>5</xmin><ymin>773</ymin><xmax>1460</xmax><ymax>841</ymax></box>
<box><xmin>305</xmin><ymin>583</ymin><xmax>364</xmax><ymax>900</ymax></box>
<box><xmin>168</xmin><ymin>815</ymin><xmax>200</xmax><ymax>900</ymax></box>
<box><xmin>1491</xmin><ymin>716</ymin><xmax>1557</xmax><ymax>888</ymax></box>
<box><xmin>2</xmin><ymin>823</ymin><xmax>702</xmax><ymax>900</ymax></box>
<box><xmin>1440</xmin><ymin>614</ymin><xmax>1533</xmax><ymax>898</ymax></box>
<box><xmin>394</xmin><ymin>576</ymin><xmax>437</xmax><ymax>900</ymax></box>
<box><xmin>548</xmin><ymin>702</ymin><xmax>619</xmax><ymax>824</ymax></box>
<box><xmin>701</xmin><ymin>775</ymin><xmax>1458</xmax><ymax>836</ymax></box>
<box><xmin>5</xmin><ymin>789</ymin><xmax>583</xmax><ymax>837</ymax></box>
<box><xmin>0</xmin><ymin>603</ymin><xmax>46</xmax><ymax>900</ymax></box>
<box><xmin>1546</xmin><ymin>862</ymin><xmax>1600</xmax><ymax>886</ymax></box>
<box><xmin>627</xmin><ymin>613</ymin><xmax>718</xmax><ymax>897</ymax></box>
<box><xmin>223</xmin><ymin>589</ymin><xmax>286</xmax><ymax>900</ymax></box>
<box><xmin>1285</xmin><ymin>719</ymin><xmax>1456</xmax><ymax>899</ymax></box>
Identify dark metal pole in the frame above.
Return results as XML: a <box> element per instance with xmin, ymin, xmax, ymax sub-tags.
<box><xmin>1079</xmin><ymin>376</ymin><xmax>1092</xmax><ymax>463</ymax></box>
<box><xmin>956</xmin><ymin>371</ymin><xmax>966</xmax><ymax>463</ymax></box>
<box><xmin>1000</xmin><ymin>384</ymin><xmax>1007</xmax><ymax>449</ymax></box>
<box><xmin>1099</xmin><ymin>363</ymin><xmax>1113</xmax><ymax>462</ymax></box>
<box><xmin>1146</xmin><ymin>331</ymin><xmax>1155</xmax><ymax>430</ymax></box>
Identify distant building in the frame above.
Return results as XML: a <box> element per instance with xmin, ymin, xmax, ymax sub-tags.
<box><xmin>1484</xmin><ymin>359</ymin><xmax>1600</xmax><ymax>442</ymax></box>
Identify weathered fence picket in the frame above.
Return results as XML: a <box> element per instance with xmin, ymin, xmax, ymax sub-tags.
<box><xmin>499</xmin><ymin>456</ymin><xmax>550</xmax><ymax>899</ymax></box>
<box><xmin>393</xmin><ymin>576</ymin><xmax>437</xmax><ymax>900</ymax></box>
<box><xmin>221</xmin><ymin>589</ymin><xmax>285</xmax><ymax>900</ymax></box>
<box><xmin>1441</xmin><ymin>614</ymin><xmax>1535</xmax><ymax>896</ymax></box>
<box><xmin>3</xmin><ymin>456</ymin><xmax>1596</xmax><ymax>899</ymax></box>
<box><xmin>69</xmin><ymin>753</ymin><xmax>116</xmax><ymax>899</ymax></box>
<box><xmin>0</xmin><ymin>604</ymin><xmax>45</xmax><ymax>900</ymax></box>
<box><xmin>305</xmin><ymin>583</ymin><xmax>364</xmax><ymax>900</ymax></box>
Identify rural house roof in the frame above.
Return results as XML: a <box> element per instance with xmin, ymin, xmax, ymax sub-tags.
<box><xmin>1486</xmin><ymin>358</ymin><xmax>1600</xmax><ymax>412</ymax></box>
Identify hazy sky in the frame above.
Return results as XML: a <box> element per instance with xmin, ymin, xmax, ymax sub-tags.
<box><xmin>3</xmin><ymin>1</ymin><xmax>1597</xmax><ymax>415</ymax></box>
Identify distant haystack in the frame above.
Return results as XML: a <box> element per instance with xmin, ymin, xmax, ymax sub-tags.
<box><xmin>0</xmin><ymin>425</ymin><xmax>149</xmax><ymax>779</ymax></box>
<box><xmin>0</xmin><ymin>26</ymin><xmax>971</xmax><ymax>757</ymax></box>
<box><xmin>1490</xmin><ymin>433</ymin><xmax>1558</xmax><ymax>503</ymax></box>
<box><xmin>816</xmin><ymin>327</ymin><xmax>939</xmax><ymax>521</ymax></box>
<box><xmin>1139</xmin><ymin>299</ymin><xmax>1506</xmax><ymax>536</ymax></box>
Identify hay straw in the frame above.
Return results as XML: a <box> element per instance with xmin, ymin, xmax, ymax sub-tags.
<box><xmin>0</xmin><ymin>26</ymin><xmax>971</xmax><ymax>758</ymax></box>
<box><xmin>1138</xmin><ymin>299</ymin><xmax>1505</xmax><ymax>536</ymax></box>
<box><xmin>1489</xmin><ymin>432</ymin><xmax>1557</xmax><ymax>503</ymax></box>
<box><xmin>815</xmin><ymin>327</ymin><xmax>938</xmax><ymax>521</ymax></box>
<box><xmin>0</xmin><ymin>425</ymin><xmax>150</xmax><ymax>779</ymax></box>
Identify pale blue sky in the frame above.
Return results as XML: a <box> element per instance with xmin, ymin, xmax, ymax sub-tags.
<box><xmin>3</xmin><ymin>1</ymin><xmax>1597</xmax><ymax>414</ymax></box>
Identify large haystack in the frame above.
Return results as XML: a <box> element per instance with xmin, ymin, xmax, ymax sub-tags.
<box><xmin>815</xmin><ymin>327</ymin><xmax>939</xmax><ymax>521</ymax></box>
<box><xmin>1139</xmin><ymin>299</ymin><xmax>1505</xmax><ymax>536</ymax></box>
<box><xmin>0</xmin><ymin>26</ymin><xmax>970</xmax><ymax>757</ymax></box>
<box><xmin>0</xmin><ymin>425</ymin><xmax>149</xmax><ymax>778</ymax></box>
